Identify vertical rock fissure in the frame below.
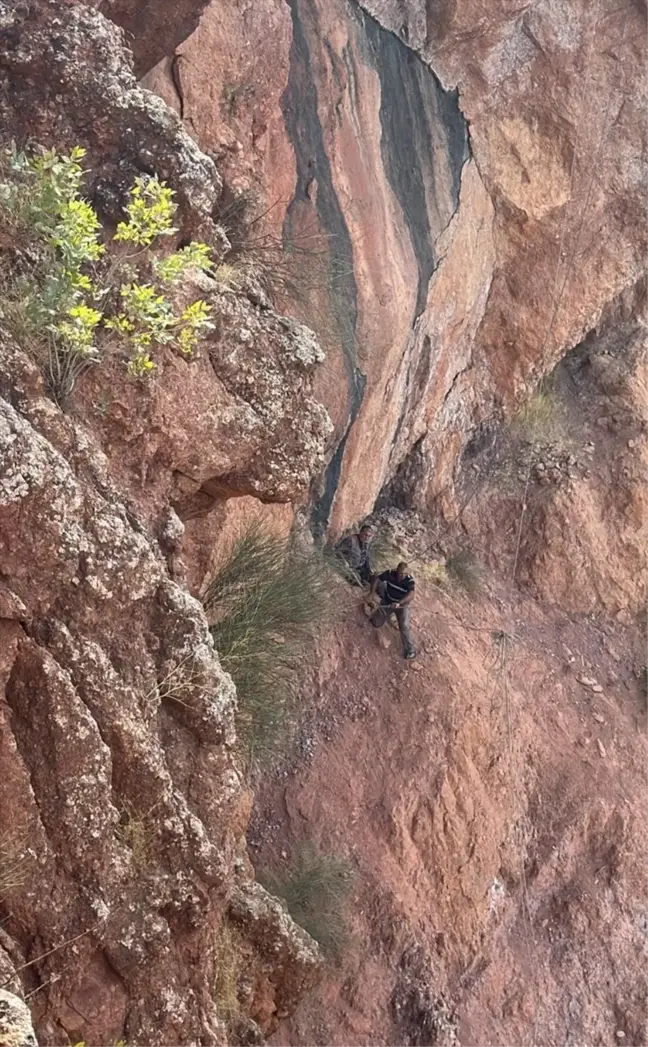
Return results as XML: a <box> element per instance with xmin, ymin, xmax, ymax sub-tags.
<box><xmin>281</xmin><ymin>0</ymin><xmax>366</xmax><ymax>536</ymax></box>
<box><xmin>354</xmin><ymin>2</ymin><xmax>469</xmax><ymax>320</ymax></box>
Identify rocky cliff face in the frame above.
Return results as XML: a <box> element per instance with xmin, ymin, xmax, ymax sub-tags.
<box><xmin>144</xmin><ymin>0</ymin><xmax>644</xmax><ymax>538</ymax></box>
<box><xmin>0</xmin><ymin>5</ymin><xmax>324</xmax><ymax>1044</ymax></box>
<box><xmin>0</xmin><ymin>0</ymin><xmax>645</xmax><ymax>1044</ymax></box>
<box><xmin>249</xmin><ymin>285</ymin><xmax>647</xmax><ymax>1047</ymax></box>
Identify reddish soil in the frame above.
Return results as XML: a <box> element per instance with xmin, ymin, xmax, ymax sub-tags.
<box><xmin>249</xmin><ymin>573</ymin><xmax>647</xmax><ymax>1047</ymax></box>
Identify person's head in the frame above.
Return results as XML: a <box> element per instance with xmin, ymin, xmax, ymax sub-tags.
<box><xmin>359</xmin><ymin>523</ymin><xmax>374</xmax><ymax>542</ymax></box>
<box><xmin>396</xmin><ymin>560</ymin><xmax>409</xmax><ymax>579</ymax></box>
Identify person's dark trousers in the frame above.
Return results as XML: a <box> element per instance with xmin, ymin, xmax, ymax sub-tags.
<box><xmin>358</xmin><ymin>563</ymin><xmax>375</xmax><ymax>586</ymax></box>
<box><xmin>370</xmin><ymin>581</ymin><xmax>415</xmax><ymax>657</ymax></box>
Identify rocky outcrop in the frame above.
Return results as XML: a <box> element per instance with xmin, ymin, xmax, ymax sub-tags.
<box><xmin>0</xmin><ymin>990</ymin><xmax>38</xmax><ymax>1047</ymax></box>
<box><xmin>0</xmin><ymin>0</ymin><xmax>333</xmax><ymax>560</ymax></box>
<box><xmin>251</xmin><ymin>345</ymin><xmax>648</xmax><ymax>1047</ymax></box>
<box><xmin>146</xmin><ymin>0</ymin><xmax>645</xmax><ymax>536</ymax></box>
<box><xmin>0</xmin><ymin>334</ymin><xmax>322</xmax><ymax>1045</ymax></box>
<box><xmin>0</xmin><ymin>0</ymin><xmax>645</xmax><ymax>1044</ymax></box>
<box><xmin>83</xmin><ymin>0</ymin><xmax>212</xmax><ymax>78</ymax></box>
<box><xmin>461</xmin><ymin>278</ymin><xmax>647</xmax><ymax>618</ymax></box>
<box><xmin>0</xmin><ymin>1</ymin><xmax>222</xmax><ymax>244</ymax></box>
<box><xmin>0</xmin><ymin>4</ymin><xmax>328</xmax><ymax>1044</ymax></box>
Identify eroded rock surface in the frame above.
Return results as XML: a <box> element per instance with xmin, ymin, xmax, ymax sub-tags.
<box><xmin>0</xmin><ymin>4</ymin><xmax>327</xmax><ymax>1044</ymax></box>
<box><xmin>0</xmin><ymin>335</ymin><xmax>322</xmax><ymax>1045</ymax></box>
<box><xmin>0</xmin><ymin>0</ymin><xmax>645</xmax><ymax>1044</ymax></box>
<box><xmin>243</xmin><ymin>268</ymin><xmax>647</xmax><ymax>1047</ymax></box>
<box><xmin>148</xmin><ymin>0</ymin><xmax>645</xmax><ymax>535</ymax></box>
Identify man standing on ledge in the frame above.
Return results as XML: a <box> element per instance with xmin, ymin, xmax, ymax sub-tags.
<box><xmin>369</xmin><ymin>561</ymin><xmax>416</xmax><ymax>660</ymax></box>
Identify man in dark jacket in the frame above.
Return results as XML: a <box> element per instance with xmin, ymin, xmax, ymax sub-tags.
<box><xmin>369</xmin><ymin>561</ymin><xmax>416</xmax><ymax>659</ymax></box>
<box><xmin>336</xmin><ymin>523</ymin><xmax>375</xmax><ymax>586</ymax></box>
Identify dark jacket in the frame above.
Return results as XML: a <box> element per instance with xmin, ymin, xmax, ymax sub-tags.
<box><xmin>377</xmin><ymin>569</ymin><xmax>415</xmax><ymax>605</ymax></box>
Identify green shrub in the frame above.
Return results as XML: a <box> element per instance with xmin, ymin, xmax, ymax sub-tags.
<box><xmin>260</xmin><ymin>845</ymin><xmax>355</xmax><ymax>958</ymax></box>
<box><xmin>0</xmin><ymin>145</ymin><xmax>214</xmax><ymax>401</ymax></box>
<box><xmin>203</xmin><ymin>526</ymin><xmax>346</xmax><ymax>760</ymax></box>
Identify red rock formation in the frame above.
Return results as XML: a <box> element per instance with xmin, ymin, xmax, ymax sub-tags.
<box><xmin>249</xmin><ymin>305</ymin><xmax>647</xmax><ymax>1041</ymax></box>
<box><xmin>0</xmin><ymin>0</ymin><xmax>645</xmax><ymax>1044</ymax></box>
<box><xmin>147</xmin><ymin>0</ymin><xmax>645</xmax><ymax>537</ymax></box>
<box><xmin>0</xmin><ymin>5</ymin><xmax>325</xmax><ymax>1044</ymax></box>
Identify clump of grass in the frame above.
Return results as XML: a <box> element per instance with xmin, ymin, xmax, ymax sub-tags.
<box><xmin>445</xmin><ymin>549</ymin><xmax>483</xmax><ymax>595</ymax></box>
<box><xmin>511</xmin><ymin>388</ymin><xmax>567</xmax><ymax>448</ymax></box>
<box><xmin>115</xmin><ymin>802</ymin><xmax>157</xmax><ymax>866</ymax></box>
<box><xmin>417</xmin><ymin>559</ymin><xmax>448</xmax><ymax>587</ymax></box>
<box><xmin>203</xmin><ymin>525</ymin><xmax>345</xmax><ymax>760</ymax></box>
<box><xmin>213</xmin><ymin>921</ymin><xmax>245</xmax><ymax>1026</ymax></box>
<box><xmin>0</xmin><ymin>830</ymin><xmax>28</xmax><ymax>899</ymax></box>
<box><xmin>260</xmin><ymin>845</ymin><xmax>355</xmax><ymax>959</ymax></box>
<box><xmin>366</xmin><ymin>529</ymin><xmax>404</xmax><ymax>575</ymax></box>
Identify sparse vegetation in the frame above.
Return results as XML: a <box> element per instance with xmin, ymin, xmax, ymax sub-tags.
<box><xmin>260</xmin><ymin>845</ymin><xmax>355</xmax><ymax>958</ymax></box>
<box><xmin>0</xmin><ymin>145</ymin><xmax>214</xmax><ymax>402</ymax></box>
<box><xmin>0</xmin><ymin>830</ymin><xmax>28</xmax><ymax>899</ymax></box>
<box><xmin>115</xmin><ymin>802</ymin><xmax>157</xmax><ymax>866</ymax></box>
<box><xmin>417</xmin><ymin>558</ymin><xmax>449</xmax><ymax>587</ymax></box>
<box><xmin>215</xmin><ymin>191</ymin><xmax>354</xmax><ymax>349</ymax></box>
<box><xmin>74</xmin><ymin>1040</ymin><xmax>127</xmax><ymax>1046</ymax></box>
<box><xmin>203</xmin><ymin>526</ymin><xmax>347</xmax><ymax>760</ymax></box>
<box><xmin>220</xmin><ymin>80</ymin><xmax>255</xmax><ymax>119</ymax></box>
<box><xmin>511</xmin><ymin>387</ymin><xmax>567</xmax><ymax>449</ymax></box>
<box><xmin>212</xmin><ymin>921</ymin><xmax>246</xmax><ymax>1027</ymax></box>
<box><xmin>445</xmin><ymin>549</ymin><xmax>483</xmax><ymax>595</ymax></box>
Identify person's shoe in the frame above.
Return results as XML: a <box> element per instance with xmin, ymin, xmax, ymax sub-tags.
<box><xmin>404</xmin><ymin>650</ymin><xmax>417</xmax><ymax>660</ymax></box>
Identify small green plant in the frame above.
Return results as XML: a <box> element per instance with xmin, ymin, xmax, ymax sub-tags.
<box><xmin>0</xmin><ymin>145</ymin><xmax>215</xmax><ymax>401</ymax></box>
<box><xmin>203</xmin><ymin>526</ymin><xmax>346</xmax><ymax>760</ymax></box>
<box><xmin>260</xmin><ymin>845</ymin><xmax>355</xmax><ymax>958</ymax></box>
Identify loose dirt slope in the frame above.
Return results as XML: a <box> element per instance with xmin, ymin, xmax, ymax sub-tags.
<box><xmin>250</xmin><ymin>574</ymin><xmax>646</xmax><ymax>1047</ymax></box>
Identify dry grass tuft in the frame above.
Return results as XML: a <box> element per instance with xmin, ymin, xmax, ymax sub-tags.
<box><xmin>213</xmin><ymin>921</ymin><xmax>246</xmax><ymax>1025</ymax></box>
<box><xmin>260</xmin><ymin>845</ymin><xmax>355</xmax><ymax>959</ymax></box>
<box><xmin>0</xmin><ymin>830</ymin><xmax>29</xmax><ymax>899</ymax></box>
<box><xmin>115</xmin><ymin>802</ymin><xmax>157</xmax><ymax>866</ymax></box>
